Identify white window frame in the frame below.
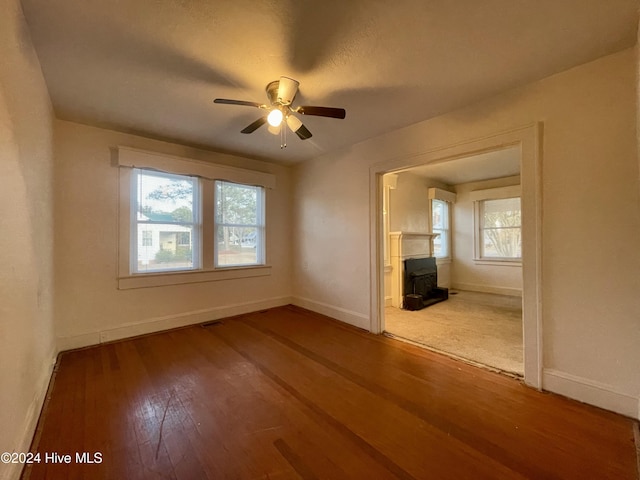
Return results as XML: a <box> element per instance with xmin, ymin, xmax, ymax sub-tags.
<box><xmin>131</xmin><ymin>169</ymin><xmax>201</xmax><ymax>274</ymax></box>
<box><xmin>471</xmin><ymin>185</ymin><xmax>522</xmax><ymax>265</ymax></box>
<box><xmin>428</xmin><ymin>188</ymin><xmax>455</xmax><ymax>262</ymax></box>
<box><xmin>214</xmin><ymin>180</ymin><xmax>266</xmax><ymax>268</ymax></box>
<box><xmin>117</xmin><ymin>147</ymin><xmax>276</xmax><ymax>289</ymax></box>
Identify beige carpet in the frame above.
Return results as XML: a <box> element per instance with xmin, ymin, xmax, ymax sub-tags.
<box><xmin>384</xmin><ymin>290</ymin><xmax>523</xmax><ymax>375</ymax></box>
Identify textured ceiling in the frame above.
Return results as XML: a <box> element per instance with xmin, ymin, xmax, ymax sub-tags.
<box><xmin>20</xmin><ymin>0</ymin><xmax>638</xmax><ymax>164</ymax></box>
<box><xmin>406</xmin><ymin>147</ymin><xmax>521</xmax><ymax>186</ymax></box>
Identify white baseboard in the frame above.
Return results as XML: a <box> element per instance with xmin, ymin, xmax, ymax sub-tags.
<box><xmin>451</xmin><ymin>282</ymin><xmax>522</xmax><ymax>297</ymax></box>
<box><xmin>543</xmin><ymin>369</ymin><xmax>639</xmax><ymax>420</ymax></box>
<box><xmin>57</xmin><ymin>296</ymin><xmax>293</xmax><ymax>352</ymax></box>
<box><xmin>1</xmin><ymin>350</ymin><xmax>56</xmax><ymax>480</ymax></box>
<box><xmin>292</xmin><ymin>296</ymin><xmax>370</xmax><ymax>330</ymax></box>
<box><xmin>384</xmin><ymin>296</ymin><xmax>393</xmax><ymax>307</ymax></box>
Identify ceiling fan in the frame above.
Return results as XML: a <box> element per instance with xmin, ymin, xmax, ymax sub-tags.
<box><xmin>214</xmin><ymin>76</ymin><xmax>346</xmax><ymax>145</ymax></box>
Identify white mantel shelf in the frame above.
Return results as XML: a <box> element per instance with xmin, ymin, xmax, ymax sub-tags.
<box><xmin>389</xmin><ymin>231</ymin><xmax>439</xmax><ymax>307</ymax></box>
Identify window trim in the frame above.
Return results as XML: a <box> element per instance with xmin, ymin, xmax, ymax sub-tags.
<box><xmin>213</xmin><ymin>180</ymin><xmax>266</xmax><ymax>268</ymax></box>
<box><xmin>117</xmin><ymin>147</ymin><xmax>275</xmax><ymax>289</ymax></box>
<box><xmin>428</xmin><ymin>188</ymin><xmax>455</xmax><ymax>262</ymax></box>
<box><xmin>130</xmin><ymin>169</ymin><xmax>202</xmax><ymax>274</ymax></box>
<box><xmin>471</xmin><ymin>185</ymin><xmax>522</xmax><ymax>265</ymax></box>
<box><xmin>430</xmin><ymin>198</ymin><xmax>450</xmax><ymax>261</ymax></box>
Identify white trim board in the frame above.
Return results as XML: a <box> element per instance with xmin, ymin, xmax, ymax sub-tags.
<box><xmin>451</xmin><ymin>283</ymin><xmax>522</xmax><ymax>297</ymax></box>
<box><xmin>291</xmin><ymin>296</ymin><xmax>370</xmax><ymax>331</ymax></box>
<box><xmin>117</xmin><ymin>146</ymin><xmax>276</xmax><ymax>189</ymax></box>
<box><xmin>543</xmin><ymin>369</ymin><xmax>639</xmax><ymax>420</ymax></box>
<box><xmin>56</xmin><ymin>296</ymin><xmax>293</xmax><ymax>352</ymax></box>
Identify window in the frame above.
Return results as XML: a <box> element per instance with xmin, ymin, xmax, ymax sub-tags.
<box><xmin>478</xmin><ymin>197</ymin><xmax>521</xmax><ymax>260</ymax></box>
<box><xmin>132</xmin><ymin>169</ymin><xmax>199</xmax><ymax>273</ymax></box>
<box><xmin>141</xmin><ymin>230</ymin><xmax>152</xmax><ymax>247</ymax></box>
<box><xmin>428</xmin><ymin>187</ymin><xmax>455</xmax><ymax>260</ymax></box>
<box><xmin>215</xmin><ymin>180</ymin><xmax>265</xmax><ymax>267</ymax></box>
<box><xmin>118</xmin><ymin>147</ymin><xmax>275</xmax><ymax>289</ymax></box>
<box><xmin>431</xmin><ymin>199</ymin><xmax>450</xmax><ymax>258</ymax></box>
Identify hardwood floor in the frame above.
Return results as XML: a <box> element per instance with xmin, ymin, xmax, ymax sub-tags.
<box><xmin>24</xmin><ymin>306</ymin><xmax>638</xmax><ymax>479</ymax></box>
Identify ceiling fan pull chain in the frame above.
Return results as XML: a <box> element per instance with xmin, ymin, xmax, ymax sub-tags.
<box><xmin>281</xmin><ymin>122</ymin><xmax>287</xmax><ymax>149</ymax></box>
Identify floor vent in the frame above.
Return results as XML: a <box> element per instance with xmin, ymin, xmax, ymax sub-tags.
<box><xmin>201</xmin><ymin>320</ymin><xmax>223</xmax><ymax>328</ymax></box>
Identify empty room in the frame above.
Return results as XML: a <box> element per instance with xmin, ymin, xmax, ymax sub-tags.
<box><xmin>2</xmin><ymin>1</ymin><xmax>639</xmax><ymax>479</ymax></box>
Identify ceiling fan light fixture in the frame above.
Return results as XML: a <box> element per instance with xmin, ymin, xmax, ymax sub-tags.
<box><xmin>267</xmin><ymin>108</ymin><xmax>283</xmax><ymax>127</ymax></box>
<box><xmin>286</xmin><ymin>114</ymin><xmax>303</xmax><ymax>133</ymax></box>
<box><xmin>277</xmin><ymin>76</ymin><xmax>300</xmax><ymax>105</ymax></box>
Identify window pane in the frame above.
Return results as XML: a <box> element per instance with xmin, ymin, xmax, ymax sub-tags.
<box><xmin>137</xmin><ymin>171</ymin><xmax>195</xmax><ymax>223</ymax></box>
<box><xmin>216</xmin><ymin>182</ymin><xmax>258</xmax><ymax>225</ymax></box>
<box><xmin>136</xmin><ymin>224</ymin><xmax>195</xmax><ymax>272</ymax></box>
<box><xmin>432</xmin><ymin>199</ymin><xmax>448</xmax><ymax>258</ymax></box>
<box><xmin>433</xmin><ymin>229</ymin><xmax>444</xmax><ymax>257</ymax></box>
<box><xmin>482</xmin><ymin>198</ymin><xmax>521</xmax><ymax>228</ymax></box>
<box><xmin>479</xmin><ymin>197</ymin><xmax>521</xmax><ymax>259</ymax></box>
<box><xmin>133</xmin><ymin>169</ymin><xmax>199</xmax><ymax>273</ymax></box>
<box><xmin>214</xmin><ymin>180</ymin><xmax>264</xmax><ymax>267</ymax></box>
<box><xmin>482</xmin><ymin>227</ymin><xmax>521</xmax><ymax>258</ymax></box>
<box><xmin>216</xmin><ymin>226</ymin><xmax>259</xmax><ymax>266</ymax></box>
<box><xmin>432</xmin><ymin>200</ymin><xmax>445</xmax><ymax>229</ymax></box>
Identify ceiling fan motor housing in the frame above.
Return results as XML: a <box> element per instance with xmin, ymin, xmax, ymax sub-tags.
<box><xmin>266</xmin><ymin>76</ymin><xmax>299</xmax><ymax>106</ymax></box>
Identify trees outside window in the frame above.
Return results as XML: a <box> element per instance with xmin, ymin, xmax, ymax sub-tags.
<box><xmin>478</xmin><ymin>197</ymin><xmax>521</xmax><ymax>260</ymax></box>
<box><xmin>214</xmin><ymin>181</ymin><xmax>265</xmax><ymax>266</ymax></box>
<box><xmin>133</xmin><ymin>169</ymin><xmax>199</xmax><ymax>272</ymax></box>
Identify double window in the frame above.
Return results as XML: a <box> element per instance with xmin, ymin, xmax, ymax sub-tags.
<box><xmin>118</xmin><ymin>147</ymin><xmax>274</xmax><ymax>288</ymax></box>
<box><xmin>131</xmin><ymin>169</ymin><xmax>265</xmax><ymax>274</ymax></box>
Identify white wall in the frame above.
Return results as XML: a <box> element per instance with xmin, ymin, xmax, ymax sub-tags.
<box><xmin>0</xmin><ymin>2</ymin><xmax>56</xmax><ymax>479</ymax></box>
<box><xmin>389</xmin><ymin>172</ymin><xmax>448</xmax><ymax>232</ymax></box>
<box><xmin>292</xmin><ymin>48</ymin><xmax>640</xmax><ymax>418</ymax></box>
<box><xmin>451</xmin><ymin>176</ymin><xmax>522</xmax><ymax>296</ymax></box>
<box><xmin>54</xmin><ymin>120</ymin><xmax>293</xmax><ymax>350</ymax></box>
<box><xmin>388</xmin><ymin>172</ymin><xmax>451</xmax><ymax>288</ymax></box>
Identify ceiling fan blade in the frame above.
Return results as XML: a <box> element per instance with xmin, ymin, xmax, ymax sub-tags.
<box><xmin>214</xmin><ymin>98</ymin><xmax>263</xmax><ymax>108</ymax></box>
<box><xmin>295</xmin><ymin>123</ymin><xmax>313</xmax><ymax>140</ymax></box>
<box><xmin>241</xmin><ymin>117</ymin><xmax>267</xmax><ymax>134</ymax></box>
<box><xmin>277</xmin><ymin>76</ymin><xmax>299</xmax><ymax>105</ymax></box>
<box><xmin>296</xmin><ymin>106</ymin><xmax>346</xmax><ymax>119</ymax></box>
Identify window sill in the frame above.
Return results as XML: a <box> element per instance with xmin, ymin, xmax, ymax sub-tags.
<box><xmin>435</xmin><ymin>257</ymin><xmax>451</xmax><ymax>265</ymax></box>
<box><xmin>118</xmin><ymin>265</ymin><xmax>271</xmax><ymax>290</ymax></box>
<box><xmin>473</xmin><ymin>259</ymin><xmax>522</xmax><ymax>267</ymax></box>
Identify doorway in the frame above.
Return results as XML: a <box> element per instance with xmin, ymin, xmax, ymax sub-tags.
<box><xmin>369</xmin><ymin>125</ymin><xmax>542</xmax><ymax>388</ymax></box>
<box><xmin>381</xmin><ymin>147</ymin><xmax>523</xmax><ymax>374</ymax></box>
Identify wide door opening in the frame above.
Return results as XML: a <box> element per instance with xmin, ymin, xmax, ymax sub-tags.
<box><xmin>381</xmin><ymin>147</ymin><xmax>524</xmax><ymax>375</ymax></box>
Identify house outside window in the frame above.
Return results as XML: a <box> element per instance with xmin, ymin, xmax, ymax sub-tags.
<box><xmin>214</xmin><ymin>180</ymin><xmax>265</xmax><ymax>267</ymax></box>
<box><xmin>132</xmin><ymin>169</ymin><xmax>199</xmax><ymax>273</ymax></box>
<box><xmin>141</xmin><ymin>230</ymin><xmax>152</xmax><ymax>247</ymax></box>
<box><xmin>118</xmin><ymin>147</ymin><xmax>276</xmax><ymax>289</ymax></box>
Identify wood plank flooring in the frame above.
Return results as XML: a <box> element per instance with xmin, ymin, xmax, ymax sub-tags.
<box><xmin>24</xmin><ymin>306</ymin><xmax>638</xmax><ymax>479</ymax></box>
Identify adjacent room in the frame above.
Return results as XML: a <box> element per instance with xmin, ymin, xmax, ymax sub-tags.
<box><xmin>382</xmin><ymin>148</ymin><xmax>525</xmax><ymax>375</ymax></box>
<box><xmin>2</xmin><ymin>0</ymin><xmax>639</xmax><ymax>479</ymax></box>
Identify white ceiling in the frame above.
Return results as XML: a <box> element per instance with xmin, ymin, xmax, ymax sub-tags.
<box><xmin>20</xmin><ymin>0</ymin><xmax>638</xmax><ymax>165</ymax></box>
<box><xmin>402</xmin><ymin>146</ymin><xmax>521</xmax><ymax>186</ymax></box>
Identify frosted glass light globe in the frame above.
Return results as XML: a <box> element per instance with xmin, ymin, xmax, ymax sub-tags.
<box><xmin>267</xmin><ymin>109</ymin><xmax>283</xmax><ymax>127</ymax></box>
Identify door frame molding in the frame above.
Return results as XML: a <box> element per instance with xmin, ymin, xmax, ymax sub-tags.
<box><xmin>368</xmin><ymin>123</ymin><xmax>543</xmax><ymax>388</ymax></box>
